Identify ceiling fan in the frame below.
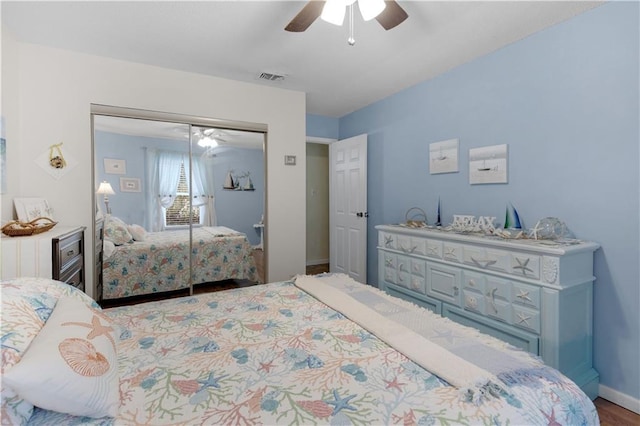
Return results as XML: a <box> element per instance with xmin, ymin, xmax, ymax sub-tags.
<box><xmin>285</xmin><ymin>0</ymin><xmax>408</xmax><ymax>33</ymax></box>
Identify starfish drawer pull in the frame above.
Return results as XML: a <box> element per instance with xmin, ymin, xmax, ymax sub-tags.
<box><xmin>428</xmin><ymin>245</ymin><xmax>439</xmax><ymax>255</ymax></box>
<box><xmin>516</xmin><ymin>290</ymin><xmax>532</xmax><ymax>303</ymax></box>
<box><xmin>513</xmin><ymin>257</ymin><xmax>534</xmax><ymax>275</ymax></box>
<box><xmin>445</xmin><ymin>247</ymin><xmax>457</xmax><ymax>259</ymax></box>
<box><xmin>385</xmin><ymin>258</ymin><xmax>393</xmax><ymax>267</ymax></box>
<box><xmin>517</xmin><ymin>312</ymin><xmax>532</xmax><ymax>326</ymax></box>
<box><xmin>385</xmin><ymin>235</ymin><xmax>394</xmax><ymax>247</ymax></box>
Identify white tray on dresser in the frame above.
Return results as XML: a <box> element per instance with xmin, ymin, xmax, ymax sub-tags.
<box><xmin>376</xmin><ymin>224</ymin><xmax>600</xmax><ymax>399</ymax></box>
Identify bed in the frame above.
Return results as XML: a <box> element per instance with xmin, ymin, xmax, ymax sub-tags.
<box><xmin>102</xmin><ymin>219</ymin><xmax>259</xmax><ymax>300</ymax></box>
<box><xmin>1</xmin><ymin>275</ymin><xmax>598</xmax><ymax>425</ymax></box>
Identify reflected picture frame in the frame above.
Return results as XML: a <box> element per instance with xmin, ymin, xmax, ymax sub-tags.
<box><xmin>120</xmin><ymin>177</ymin><xmax>141</xmax><ymax>193</ymax></box>
<box><xmin>104</xmin><ymin>158</ymin><xmax>126</xmax><ymax>174</ymax></box>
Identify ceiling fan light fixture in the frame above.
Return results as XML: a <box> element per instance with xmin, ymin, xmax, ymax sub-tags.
<box><xmin>321</xmin><ymin>0</ymin><xmax>346</xmax><ymax>26</ymax></box>
<box><xmin>358</xmin><ymin>0</ymin><xmax>386</xmax><ymax>21</ymax></box>
<box><xmin>198</xmin><ymin>136</ymin><xmax>218</xmax><ymax>148</ymax></box>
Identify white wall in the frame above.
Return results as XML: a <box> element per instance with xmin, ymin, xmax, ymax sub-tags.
<box><xmin>1</xmin><ymin>33</ymin><xmax>307</xmax><ymax>298</ymax></box>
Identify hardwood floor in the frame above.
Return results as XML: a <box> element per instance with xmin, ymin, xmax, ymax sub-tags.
<box><xmin>594</xmin><ymin>397</ymin><xmax>640</xmax><ymax>425</ymax></box>
<box><xmin>306</xmin><ymin>263</ymin><xmax>330</xmax><ymax>275</ymax></box>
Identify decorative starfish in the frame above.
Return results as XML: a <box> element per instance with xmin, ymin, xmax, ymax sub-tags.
<box><xmin>513</xmin><ymin>258</ymin><xmax>534</xmax><ymax>276</ymax></box>
<box><xmin>258</xmin><ymin>361</ymin><xmax>276</xmax><ymax>373</ymax></box>
<box><xmin>516</xmin><ymin>290</ymin><xmax>532</xmax><ymax>303</ymax></box>
<box><xmin>384</xmin><ymin>235</ymin><xmax>394</xmax><ymax>247</ymax></box>
<box><xmin>445</xmin><ymin>247</ymin><xmax>457</xmax><ymax>259</ymax></box>
<box><xmin>384</xmin><ymin>377</ymin><xmax>406</xmax><ymax>391</ymax></box>
<box><xmin>324</xmin><ymin>389</ymin><xmax>357</xmax><ymax>416</ymax></box>
<box><xmin>428</xmin><ymin>246</ymin><xmax>439</xmax><ymax>255</ymax></box>
<box><xmin>63</xmin><ymin>314</ymin><xmax>116</xmax><ymax>350</ymax></box>
<box><xmin>385</xmin><ymin>258</ymin><xmax>393</xmax><ymax>267</ymax></box>
<box><xmin>197</xmin><ymin>372</ymin><xmax>228</xmax><ymax>390</ymax></box>
<box><xmin>516</xmin><ymin>312</ymin><xmax>532</xmax><ymax>327</ymax></box>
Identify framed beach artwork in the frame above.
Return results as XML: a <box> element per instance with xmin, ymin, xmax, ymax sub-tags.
<box><xmin>120</xmin><ymin>177</ymin><xmax>141</xmax><ymax>193</ymax></box>
<box><xmin>469</xmin><ymin>144</ymin><xmax>508</xmax><ymax>184</ymax></box>
<box><xmin>429</xmin><ymin>139</ymin><xmax>459</xmax><ymax>174</ymax></box>
<box><xmin>104</xmin><ymin>158</ymin><xmax>126</xmax><ymax>175</ymax></box>
<box><xmin>14</xmin><ymin>198</ymin><xmax>54</xmax><ymax>222</ymax></box>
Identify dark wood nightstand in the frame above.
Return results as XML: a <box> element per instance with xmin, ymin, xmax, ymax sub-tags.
<box><xmin>52</xmin><ymin>226</ymin><xmax>86</xmax><ymax>292</ymax></box>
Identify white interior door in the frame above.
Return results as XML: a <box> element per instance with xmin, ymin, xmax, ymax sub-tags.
<box><xmin>330</xmin><ymin>134</ymin><xmax>367</xmax><ymax>283</ymax></box>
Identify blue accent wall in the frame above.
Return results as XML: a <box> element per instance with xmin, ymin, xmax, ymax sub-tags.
<box><xmin>95</xmin><ymin>131</ymin><xmax>265</xmax><ymax>246</ymax></box>
<box><xmin>307</xmin><ymin>114</ymin><xmax>339</xmax><ymax>139</ymax></box>
<box><xmin>330</xmin><ymin>3</ymin><xmax>638</xmax><ymax>401</ymax></box>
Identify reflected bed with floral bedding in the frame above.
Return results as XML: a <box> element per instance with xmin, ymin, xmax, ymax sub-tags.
<box><xmin>1</xmin><ymin>276</ymin><xmax>598</xmax><ymax>425</ymax></box>
<box><xmin>102</xmin><ymin>225</ymin><xmax>258</xmax><ymax>300</ymax></box>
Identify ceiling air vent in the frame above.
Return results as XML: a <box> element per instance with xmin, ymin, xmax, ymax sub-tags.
<box><xmin>258</xmin><ymin>72</ymin><xmax>286</xmax><ymax>82</ymax></box>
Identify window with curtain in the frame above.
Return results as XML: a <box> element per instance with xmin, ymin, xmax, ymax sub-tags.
<box><xmin>165</xmin><ymin>162</ymin><xmax>201</xmax><ymax>227</ymax></box>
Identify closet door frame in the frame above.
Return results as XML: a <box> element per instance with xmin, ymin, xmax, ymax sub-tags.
<box><xmin>91</xmin><ymin>104</ymin><xmax>268</xmax><ymax>297</ymax></box>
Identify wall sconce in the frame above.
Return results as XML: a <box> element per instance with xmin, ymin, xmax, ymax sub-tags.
<box><xmin>96</xmin><ymin>181</ymin><xmax>115</xmax><ymax>214</ymax></box>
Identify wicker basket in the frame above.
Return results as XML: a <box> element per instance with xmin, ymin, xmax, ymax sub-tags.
<box><xmin>404</xmin><ymin>207</ymin><xmax>428</xmax><ymax>228</ymax></box>
<box><xmin>1</xmin><ymin>217</ymin><xmax>57</xmax><ymax>237</ymax></box>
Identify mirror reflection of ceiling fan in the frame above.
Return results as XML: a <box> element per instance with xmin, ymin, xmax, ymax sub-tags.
<box><xmin>285</xmin><ymin>0</ymin><xmax>408</xmax><ymax>33</ymax></box>
<box><xmin>193</xmin><ymin>127</ymin><xmax>228</xmax><ymax>148</ymax></box>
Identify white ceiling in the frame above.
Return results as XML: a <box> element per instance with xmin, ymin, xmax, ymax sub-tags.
<box><xmin>2</xmin><ymin>1</ymin><xmax>603</xmax><ymax>118</ymax></box>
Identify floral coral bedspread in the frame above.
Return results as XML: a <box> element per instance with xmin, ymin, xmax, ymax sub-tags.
<box><xmin>28</xmin><ymin>279</ymin><xmax>598</xmax><ymax>425</ymax></box>
<box><xmin>102</xmin><ymin>226</ymin><xmax>258</xmax><ymax>300</ymax></box>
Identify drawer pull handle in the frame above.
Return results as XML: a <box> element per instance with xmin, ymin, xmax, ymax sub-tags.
<box><xmin>516</xmin><ymin>290</ymin><xmax>533</xmax><ymax>303</ymax></box>
<box><xmin>398</xmin><ymin>263</ymin><xmax>405</xmax><ymax>282</ymax></box>
<box><xmin>384</xmin><ymin>236</ymin><xmax>394</xmax><ymax>247</ymax></box>
<box><xmin>487</xmin><ymin>287</ymin><xmax>498</xmax><ymax>314</ymax></box>
<box><xmin>513</xmin><ymin>257</ymin><xmax>534</xmax><ymax>276</ymax></box>
<box><xmin>516</xmin><ymin>311</ymin><xmax>532</xmax><ymax>327</ymax></box>
<box><xmin>453</xmin><ymin>286</ymin><xmax>459</xmax><ymax>296</ymax></box>
<box><xmin>66</xmin><ymin>250</ymin><xmax>75</xmax><ymax>256</ymax></box>
<box><xmin>468</xmin><ymin>279</ymin><xmax>476</xmax><ymax>287</ymax></box>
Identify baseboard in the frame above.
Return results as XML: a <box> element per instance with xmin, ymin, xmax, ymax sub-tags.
<box><xmin>306</xmin><ymin>259</ymin><xmax>329</xmax><ymax>266</ymax></box>
<box><xmin>599</xmin><ymin>384</ymin><xmax>640</xmax><ymax>414</ymax></box>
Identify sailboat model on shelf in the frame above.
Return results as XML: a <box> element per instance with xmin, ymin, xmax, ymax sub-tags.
<box><xmin>243</xmin><ymin>177</ymin><xmax>254</xmax><ymax>191</ymax></box>
<box><xmin>223</xmin><ymin>171</ymin><xmax>236</xmax><ymax>189</ymax></box>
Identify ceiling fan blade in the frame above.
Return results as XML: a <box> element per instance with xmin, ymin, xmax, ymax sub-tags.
<box><xmin>285</xmin><ymin>0</ymin><xmax>326</xmax><ymax>32</ymax></box>
<box><xmin>375</xmin><ymin>0</ymin><xmax>408</xmax><ymax>30</ymax></box>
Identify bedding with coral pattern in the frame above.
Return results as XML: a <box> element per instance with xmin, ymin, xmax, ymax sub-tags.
<box><xmin>102</xmin><ymin>226</ymin><xmax>258</xmax><ymax>300</ymax></box>
<box><xmin>11</xmin><ymin>275</ymin><xmax>598</xmax><ymax>425</ymax></box>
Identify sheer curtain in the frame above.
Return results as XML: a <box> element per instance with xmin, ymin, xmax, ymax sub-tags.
<box><xmin>145</xmin><ymin>149</ymin><xmax>183</xmax><ymax>231</ymax></box>
<box><xmin>188</xmin><ymin>155</ymin><xmax>217</xmax><ymax>226</ymax></box>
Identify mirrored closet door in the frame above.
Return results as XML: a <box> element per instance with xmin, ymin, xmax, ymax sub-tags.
<box><xmin>92</xmin><ymin>107</ymin><xmax>266</xmax><ymax>304</ymax></box>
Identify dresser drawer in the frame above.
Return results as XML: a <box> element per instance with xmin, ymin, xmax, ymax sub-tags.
<box><xmin>426</xmin><ymin>262</ymin><xmax>461</xmax><ymax>306</ymax></box>
<box><xmin>58</xmin><ymin>237</ymin><xmax>82</xmax><ymax>270</ymax></box>
<box><xmin>52</xmin><ymin>227</ymin><xmax>86</xmax><ymax>291</ymax></box>
<box><xmin>59</xmin><ymin>257</ymin><xmax>84</xmax><ymax>291</ymax></box>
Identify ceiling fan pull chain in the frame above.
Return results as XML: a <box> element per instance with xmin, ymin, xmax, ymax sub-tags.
<box><xmin>348</xmin><ymin>4</ymin><xmax>355</xmax><ymax>46</ymax></box>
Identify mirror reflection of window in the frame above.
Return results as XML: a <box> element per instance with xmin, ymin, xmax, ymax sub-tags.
<box><xmin>164</xmin><ymin>162</ymin><xmax>202</xmax><ymax>227</ymax></box>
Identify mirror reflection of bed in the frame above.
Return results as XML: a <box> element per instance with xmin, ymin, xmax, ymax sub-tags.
<box><xmin>93</xmin><ymin>112</ymin><xmax>266</xmax><ymax>307</ymax></box>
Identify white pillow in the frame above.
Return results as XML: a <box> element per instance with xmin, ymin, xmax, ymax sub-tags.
<box><xmin>3</xmin><ymin>297</ymin><xmax>119</xmax><ymax>418</ymax></box>
<box><xmin>103</xmin><ymin>239</ymin><xmax>116</xmax><ymax>259</ymax></box>
<box><xmin>104</xmin><ymin>215</ymin><xmax>133</xmax><ymax>246</ymax></box>
<box><xmin>127</xmin><ymin>224</ymin><xmax>147</xmax><ymax>242</ymax></box>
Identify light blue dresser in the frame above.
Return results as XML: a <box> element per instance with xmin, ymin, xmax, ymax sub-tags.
<box><xmin>376</xmin><ymin>224</ymin><xmax>600</xmax><ymax>399</ymax></box>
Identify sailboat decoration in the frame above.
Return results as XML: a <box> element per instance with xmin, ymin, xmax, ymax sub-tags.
<box><xmin>504</xmin><ymin>203</ymin><xmax>523</xmax><ymax>229</ymax></box>
<box><xmin>223</xmin><ymin>170</ymin><xmax>236</xmax><ymax>189</ymax></box>
<box><xmin>243</xmin><ymin>176</ymin><xmax>254</xmax><ymax>191</ymax></box>
<box><xmin>435</xmin><ymin>197</ymin><xmax>442</xmax><ymax>227</ymax></box>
